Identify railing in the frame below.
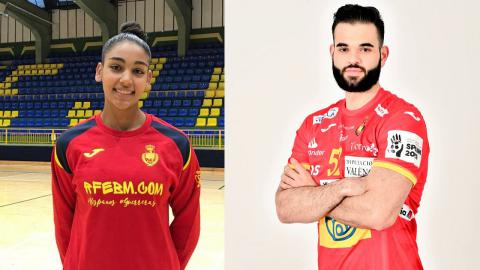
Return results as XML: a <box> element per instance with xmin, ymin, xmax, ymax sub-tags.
<box><xmin>0</xmin><ymin>128</ymin><xmax>224</xmax><ymax>150</ymax></box>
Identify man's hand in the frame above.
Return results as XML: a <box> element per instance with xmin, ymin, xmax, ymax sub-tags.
<box><xmin>280</xmin><ymin>158</ymin><xmax>317</xmax><ymax>189</ymax></box>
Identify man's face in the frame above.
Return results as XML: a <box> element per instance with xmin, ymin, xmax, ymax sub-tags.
<box><xmin>330</xmin><ymin>22</ymin><xmax>387</xmax><ymax>92</ymax></box>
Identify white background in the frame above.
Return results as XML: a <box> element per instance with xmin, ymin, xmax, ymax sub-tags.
<box><xmin>226</xmin><ymin>0</ymin><xmax>480</xmax><ymax>269</ymax></box>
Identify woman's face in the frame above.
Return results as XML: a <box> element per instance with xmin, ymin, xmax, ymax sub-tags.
<box><xmin>95</xmin><ymin>41</ymin><xmax>152</xmax><ymax>111</ymax></box>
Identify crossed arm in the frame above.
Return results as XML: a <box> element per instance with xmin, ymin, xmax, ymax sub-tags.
<box><xmin>275</xmin><ymin>158</ymin><xmax>413</xmax><ymax>230</ymax></box>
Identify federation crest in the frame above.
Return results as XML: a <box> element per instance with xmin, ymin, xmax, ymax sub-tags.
<box><xmin>142</xmin><ymin>144</ymin><xmax>159</xmax><ymax>166</ymax></box>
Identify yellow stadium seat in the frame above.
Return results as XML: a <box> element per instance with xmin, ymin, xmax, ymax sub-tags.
<box><xmin>11</xmin><ymin>111</ymin><xmax>18</xmax><ymax>118</ymax></box>
<box><xmin>220</xmin><ymin>74</ymin><xmax>225</xmax><ymax>82</ymax></box>
<box><xmin>218</xmin><ymin>82</ymin><xmax>225</xmax><ymax>90</ymax></box>
<box><xmin>208</xmin><ymin>83</ymin><xmax>217</xmax><ymax>90</ymax></box>
<box><xmin>12</xmin><ymin>76</ymin><xmax>18</xmax><ymax>82</ymax></box>
<box><xmin>82</xmin><ymin>101</ymin><xmax>90</xmax><ymax>109</ymax></box>
<box><xmin>195</xmin><ymin>118</ymin><xmax>206</xmax><ymax>127</ymax></box>
<box><xmin>0</xmin><ymin>111</ymin><xmax>3</xmax><ymax>117</ymax></box>
<box><xmin>18</xmin><ymin>70</ymin><xmax>25</xmax><ymax>75</ymax></box>
<box><xmin>32</xmin><ymin>69</ymin><xmax>38</xmax><ymax>75</ymax></box>
<box><xmin>24</xmin><ymin>65</ymin><xmax>31</xmax><ymax>70</ymax></box>
<box><xmin>213</xmin><ymin>67</ymin><xmax>222</xmax><ymax>75</ymax></box>
<box><xmin>0</xmin><ymin>83</ymin><xmax>3</xmax><ymax>89</ymax></box>
<box><xmin>215</xmin><ymin>90</ymin><xmax>224</xmax><ymax>98</ymax></box>
<box><xmin>44</xmin><ymin>64</ymin><xmax>51</xmax><ymax>69</ymax></box>
<box><xmin>76</xmin><ymin>110</ymin><xmax>85</xmax><ymax>118</ymax></box>
<box><xmin>51</xmin><ymin>64</ymin><xmax>57</xmax><ymax>68</ymax></box>
<box><xmin>0</xmin><ymin>90</ymin><xmax>4</xmax><ymax>95</ymax></box>
<box><xmin>5</xmin><ymin>77</ymin><xmax>11</xmax><ymax>82</ymax></box>
<box><xmin>57</xmin><ymin>63</ymin><xmax>64</xmax><ymax>68</ymax></box>
<box><xmin>73</xmin><ymin>101</ymin><xmax>82</xmax><ymax>109</ymax></box>
<box><xmin>151</xmin><ymin>58</ymin><xmax>159</xmax><ymax>64</ymax></box>
<box><xmin>152</xmin><ymin>70</ymin><xmax>160</xmax><ymax>77</ymax></box>
<box><xmin>2</xmin><ymin>119</ymin><xmax>10</xmax><ymax>127</ymax></box>
<box><xmin>205</xmin><ymin>90</ymin><xmax>215</xmax><ymax>98</ymax></box>
<box><xmin>211</xmin><ymin>75</ymin><xmax>220</xmax><ymax>82</ymax></box>
<box><xmin>5</xmin><ymin>89</ymin><xmax>11</xmax><ymax>95</ymax></box>
<box><xmin>69</xmin><ymin>119</ymin><xmax>78</xmax><ymax>127</ymax></box>
<box><xmin>202</xmin><ymin>99</ymin><xmax>212</xmax><ymax>107</ymax></box>
<box><xmin>67</xmin><ymin>110</ymin><xmax>76</xmax><ymax>118</ymax></box>
<box><xmin>37</xmin><ymin>64</ymin><xmax>44</xmax><ymax>69</ymax></box>
<box><xmin>12</xmin><ymin>89</ymin><xmax>18</xmax><ymax>95</ymax></box>
<box><xmin>149</xmin><ymin>64</ymin><xmax>155</xmax><ymax>70</ymax></box>
<box><xmin>52</xmin><ymin>69</ymin><xmax>58</xmax><ymax>75</ymax></box>
<box><xmin>150</xmin><ymin>77</ymin><xmax>156</xmax><ymax>84</ymax></box>
<box><xmin>199</xmin><ymin>108</ymin><xmax>209</xmax><ymax>117</ymax></box>
<box><xmin>85</xmin><ymin>110</ymin><xmax>93</xmax><ymax>117</ymax></box>
<box><xmin>210</xmin><ymin>108</ymin><xmax>220</xmax><ymax>117</ymax></box>
<box><xmin>94</xmin><ymin>110</ymin><xmax>102</xmax><ymax>115</ymax></box>
<box><xmin>31</xmin><ymin>64</ymin><xmax>37</xmax><ymax>69</ymax></box>
<box><xmin>25</xmin><ymin>70</ymin><xmax>31</xmax><ymax>75</ymax></box>
<box><xmin>213</xmin><ymin>98</ymin><xmax>223</xmax><ymax>107</ymax></box>
<box><xmin>5</xmin><ymin>82</ymin><xmax>11</xmax><ymax>88</ymax></box>
<box><xmin>45</xmin><ymin>69</ymin><xmax>51</xmax><ymax>75</ymax></box>
<box><xmin>207</xmin><ymin>118</ymin><xmax>217</xmax><ymax>127</ymax></box>
<box><xmin>12</xmin><ymin>70</ymin><xmax>18</xmax><ymax>76</ymax></box>
<box><xmin>140</xmin><ymin>92</ymin><xmax>148</xmax><ymax>99</ymax></box>
<box><xmin>18</xmin><ymin>65</ymin><xmax>24</xmax><ymax>70</ymax></box>
<box><xmin>159</xmin><ymin>58</ymin><xmax>167</xmax><ymax>64</ymax></box>
<box><xmin>155</xmin><ymin>64</ymin><xmax>163</xmax><ymax>70</ymax></box>
<box><xmin>0</xmin><ymin>119</ymin><xmax>2</xmax><ymax>126</ymax></box>
<box><xmin>4</xmin><ymin>111</ymin><xmax>11</xmax><ymax>118</ymax></box>
<box><xmin>38</xmin><ymin>69</ymin><xmax>45</xmax><ymax>75</ymax></box>
<box><xmin>138</xmin><ymin>100</ymin><xmax>143</xmax><ymax>108</ymax></box>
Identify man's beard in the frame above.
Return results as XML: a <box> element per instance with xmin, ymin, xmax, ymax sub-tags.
<box><xmin>332</xmin><ymin>59</ymin><xmax>381</xmax><ymax>92</ymax></box>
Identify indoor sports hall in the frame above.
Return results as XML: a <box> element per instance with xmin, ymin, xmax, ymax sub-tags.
<box><xmin>0</xmin><ymin>0</ymin><xmax>224</xmax><ymax>269</ymax></box>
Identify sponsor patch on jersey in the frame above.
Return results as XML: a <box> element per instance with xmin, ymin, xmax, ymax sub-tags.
<box><xmin>313</xmin><ymin>107</ymin><xmax>339</xmax><ymax>125</ymax></box>
<box><xmin>308</xmin><ymin>138</ymin><xmax>318</xmax><ymax>149</ymax></box>
<box><xmin>375</xmin><ymin>104</ymin><xmax>389</xmax><ymax>117</ymax></box>
<box><xmin>385</xmin><ymin>130</ymin><xmax>423</xmax><ymax>167</ymax></box>
<box><xmin>319</xmin><ymin>179</ymin><xmax>338</xmax><ymax>186</ymax></box>
<box><xmin>344</xmin><ymin>156</ymin><xmax>374</xmax><ymax>177</ymax></box>
<box><xmin>319</xmin><ymin>216</ymin><xmax>371</xmax><ymax>248</ymax></box>
<box><xmin>399</xmin><ymin>204</ymin><xmax>415</xmax><ymax>221</ymax></box>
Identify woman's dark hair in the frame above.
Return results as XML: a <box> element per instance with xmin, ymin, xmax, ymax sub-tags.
<box><xmin>101</xmin><ymin>21</ymin><xmax>151</xmax><ymax>62</ymax></box>
<box><xmin>332</xmin><ymin>4</ymin><xmax>385</xmax><ymax>46</ymax></box>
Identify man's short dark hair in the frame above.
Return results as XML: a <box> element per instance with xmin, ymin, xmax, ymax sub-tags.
<box><xmin>332</xmin><ymin>4</ymin><xmax>385</xmax><ymax>46</ymax></box>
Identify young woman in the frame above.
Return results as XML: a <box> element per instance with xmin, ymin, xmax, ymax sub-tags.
<box><xmin>51</xmin><ymin>22</ymin><xmax>200</xmax><ymax>270</ymax></box>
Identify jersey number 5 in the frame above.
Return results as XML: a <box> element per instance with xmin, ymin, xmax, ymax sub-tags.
<box><xmin>327</xmin><ymin>147</ymin><xmax>342</xmax><ymax>177</ymax></box>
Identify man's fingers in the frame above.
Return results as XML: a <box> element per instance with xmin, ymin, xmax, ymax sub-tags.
<box><xmin>280</xmin><ymin>179</ymin><xmax>293</xmax><ymax>190</ymax></box>
<box><xmin>290</xmin><ymin>158</ymin><xmax>310</xmax><ymax>176</ymax></box>
<box><xmin>281</xmin><ymin>173</ymin><xmax>297</xmax><ymax>187</ymax></box>
<box><xmin>283</xmin><ymin>165</ymin><xmax>300</xmax><ymax>180</ymax></box>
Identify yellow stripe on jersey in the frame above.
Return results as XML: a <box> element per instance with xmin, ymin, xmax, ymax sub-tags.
<box><xmin>372</xmin><ymin>161</ymin><xmax>417</xmax><ymax>185</ymax></box>
<box><xmin>182</xmin><ymin>147</ymin><xmax>192</xmax><ymax>171</ymax></box>
<box><xmin>54</xmin><ymin>147</ymin><xmax>65</xmax><ymax>171</ymax></box>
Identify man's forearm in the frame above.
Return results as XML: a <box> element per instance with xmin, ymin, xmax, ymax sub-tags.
<box><xmin>328</xmin><ymin>191</ymin><xmax>378</xmax><ymax>229</ymax></box>
<box><xmin>275</xmin><ymin>183</ymin><xmax>345</xmax><ymax>223</ymax></box>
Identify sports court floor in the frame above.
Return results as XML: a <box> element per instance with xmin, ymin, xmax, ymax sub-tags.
<box><xmin>0</xmin><ymin>161</ymin><xmax>224</xmax><ymax>270</ymax></box>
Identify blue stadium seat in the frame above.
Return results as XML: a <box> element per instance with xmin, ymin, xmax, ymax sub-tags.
<box><xmin>168</xmin><ymin>109</ymin><xmax>178</xmax><ymax>116</ymax></box>
<box><xmin>163</xmin><ymin>100</ymin><xmax>172</xmax><ymax>107</ymax></box>
<box><xmin>193</xmin><ymin>99</ymin><xmax>202</xmax><ymax>107</ymax></box>
<box><xmin>179</xmin><ymin>109</ymin><xmax>188</xmax><ymax>116</ymax></box>
<box><xmin>189</xmin><ymin>108</ymin><xmax>199</xmax><ymax>116</ymax></box>
<box><xmin>185</xmin><ymin>117</ymin><xmax>196</xmax><ymax>127</ymax></box>
<box><xmin>174</xmin><ymin>118</ymin><xmax>184</xmax><ymax>127</ymax></box>
<box><xmin>158</xmin><ymin>109</ymin><xmax>167</xmax><ymax>116</ymax></box>
<box><xmin>173</xmin><ymin>100</ymin><xmax>181</xmax><ymax>107</ymax></box>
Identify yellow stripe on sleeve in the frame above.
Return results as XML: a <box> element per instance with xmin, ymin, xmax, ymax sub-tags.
<box><xmin>182</xmin><ymin>147</ymin><xmax>192</xmax><ymax>171</ymax></box>
<box><xmin>372</xmin><ymin>161</ymin><xmax>417</xmax><ymax>185</ymax></box>
<box><xmin>54</xmin><ymin>147</ymin><xmax>65</xmax><ymax>170</ymax></box>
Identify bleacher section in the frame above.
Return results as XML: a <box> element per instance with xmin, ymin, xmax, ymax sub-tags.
<box><xmin>0</xmin><ymin>42</ymin><xmax>224</xmax><ymax>130</ymax></box>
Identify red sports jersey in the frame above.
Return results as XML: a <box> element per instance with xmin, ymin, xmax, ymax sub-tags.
<box><xmin>290</xmin><ymin>88</ymin><xmax>429</xmax><ymax>270</ymax></box>
<box><xmin>51</xmin><ymin>113</ymin><xmax>200</xmax><ymax>270</ymax></box>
